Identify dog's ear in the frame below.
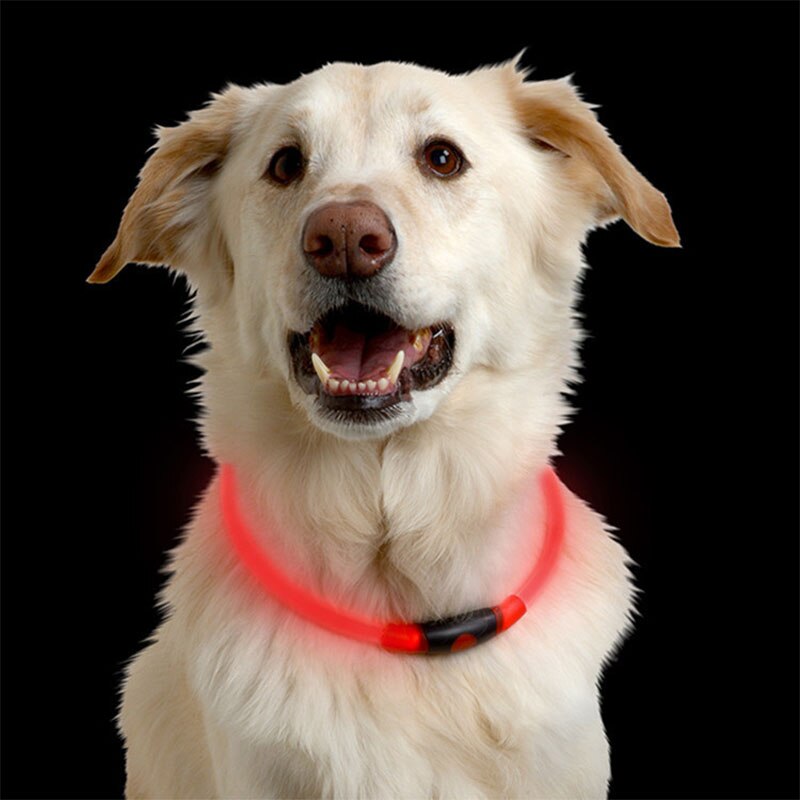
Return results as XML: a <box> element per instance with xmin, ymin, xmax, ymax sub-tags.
<box><xmin>511</xmin><ymin>73</ymin><xmax>680</xmax><ymax>247</ymax></box>
<box><xmin>87</xmin><ymin>84</ymin><xmax>249</xmax><ymax>284</ymax></box>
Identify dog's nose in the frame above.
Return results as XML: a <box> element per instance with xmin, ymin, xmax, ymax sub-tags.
<box><xmin>303</xmin><ymin>202</ymin><xmax>396</xmax><ymax>280</ymax></box>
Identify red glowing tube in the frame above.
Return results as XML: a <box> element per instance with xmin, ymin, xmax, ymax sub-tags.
<box><xmin>515</xmin><ymin>467</ymin><xmax>564</xmax><ymax>608</ymax></box>
<box><xmin>220</xmin><ymin>463</ymin><xmax>565</xmax><ymax>654</ymax></box>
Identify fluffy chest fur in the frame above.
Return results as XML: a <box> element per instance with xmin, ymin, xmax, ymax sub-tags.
<box><xmin>134</xmin><ymin>463</ymin><xmax>633</xmax><ymax>799</ymax></box>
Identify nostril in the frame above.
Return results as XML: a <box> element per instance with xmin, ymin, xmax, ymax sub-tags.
<box><xmin>358</xmin><ymin>234</ymin><xmax>385</xmax><ymax>257</ymax></box>
<box><xmin>306</xmin><ymin>234</ymin><xmax>334</xmax><ymax>258</ymax></box>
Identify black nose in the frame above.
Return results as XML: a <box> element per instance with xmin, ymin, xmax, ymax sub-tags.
<box><xmin>302</xmin><ymin>202</ymin><xmax>396</xmax><ymax>280</ymax></box>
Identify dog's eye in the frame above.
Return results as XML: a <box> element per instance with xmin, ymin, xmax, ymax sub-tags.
<box><xmin>267</xmin><ymin>146</ymin><xmax>305</xmax><ymax>185</ymax></box>
<box><xmin>422</xmin><ymin>140</ymin><xmax>465</xmax><ymax>178</ymax></box>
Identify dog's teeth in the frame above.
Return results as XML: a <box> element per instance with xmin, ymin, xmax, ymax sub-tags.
<box><xmin>311</xmin><ymin>353</ymin><xmax>330</xmax><ymax>384</ymax></box>
<box><xmin>357</xmin><ymin>382</ymin><xmax>366</xmax><ymax>392</ymax></box>
<box><xmin>341</xmin><ymin>379</ymin><xmax>350</xmax><ymax>391</ymax></box>
<box><xmin>349</xmin><ymin>382</ymin><xmax>358</xmax><ymax>393</ymax></box>
<box><xmin>327</xmin><ymin>378</ymin><xmax>340</xmax><ymax>392</ymax></box>
<box><xmin>412</xmin><ymin>328</ymin><xmax>430</xmax><ymax>352</ymax></box>
<box><xmin>377</xmin><ymin>377</ymin><xmax>389</xmax><ymax>391</ymax></box>
<box><xmin>366</xmin><ymin>380</ymin><xmax>376</xmax><ymax>391</ymax></box>
<box><xmin>386</xmin><ymin>350</ymin><xmax>404</xmax><ymax>384</ymax></box>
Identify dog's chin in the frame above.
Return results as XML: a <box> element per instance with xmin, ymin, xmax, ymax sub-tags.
<box><xmin>287</xmin><ymin>300</ymin><xmax>456</xmax><ymax>441</ymax></box>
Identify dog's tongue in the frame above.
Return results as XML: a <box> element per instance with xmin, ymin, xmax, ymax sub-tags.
<box><xmin>314</xmin><ymin>322</ymin><xmax>430</xmax><ymax>383</ymax></box>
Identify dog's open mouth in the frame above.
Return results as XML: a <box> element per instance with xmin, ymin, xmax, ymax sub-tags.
<box><xmin>288</xmin><ymin>301</ymin><xmax>455</xmax><ymax>417</ymax></box>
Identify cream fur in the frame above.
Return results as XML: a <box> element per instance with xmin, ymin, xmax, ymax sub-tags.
<box><xmin>93</xmin><ymin>58</ymin><xmax>678</xmax><ymax>799</ymax></box>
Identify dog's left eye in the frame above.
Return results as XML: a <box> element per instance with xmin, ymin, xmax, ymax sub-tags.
<box><xmin>421</xmin><ymin>140</ymin><xmax>465</xmax><ymax>178</ymax></box>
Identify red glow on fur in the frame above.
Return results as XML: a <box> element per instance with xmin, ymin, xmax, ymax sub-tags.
<box><xmin>220</xmin><ymin>463</ymin><xmax>565</xmax><ymax>653</ymax></box>
<box><xmin>517</xmin><ymin>468</ymin><xmax>564</xmax><ymax>605</ymax></box>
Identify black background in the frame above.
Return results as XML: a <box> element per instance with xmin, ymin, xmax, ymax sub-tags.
<box><xmin>2</xmin><ymin>2</ymin><xmax>798</xmax><ymax>798</ymax></box>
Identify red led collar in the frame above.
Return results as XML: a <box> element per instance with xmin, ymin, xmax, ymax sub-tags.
<box><xmin>220</xmin><ymin>463</ymin><xmax>565</xmax><ymax>654</ymax></box>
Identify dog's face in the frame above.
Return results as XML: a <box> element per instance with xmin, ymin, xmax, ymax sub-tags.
<box><xmin>90</xmin><ymin>60</ymin><xmax>678</xmax><ymax>442</ymax></box>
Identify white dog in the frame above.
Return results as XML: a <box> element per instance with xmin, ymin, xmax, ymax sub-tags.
<box><xmin>90</xmin><ymin>57</ymin><xmax>678</xmax><ymax>799</ymax></box>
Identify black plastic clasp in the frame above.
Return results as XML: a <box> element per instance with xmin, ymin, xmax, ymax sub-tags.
<box><xmin>420</xmin><ymin>607</ymin><xmax>499</xmax><ymax>653</ymax></box>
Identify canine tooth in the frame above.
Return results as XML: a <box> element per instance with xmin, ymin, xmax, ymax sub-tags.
<box><xmin>386</xmin><ymin>350</ymin><xmax>404</xmax><ymax>384</ymax></box>
<box><xmin>413</xmin><ymin>331</ymin><xmax>427</xmax><ymax>352</ymax></box>
<box><xmin>377</xmin><ymin>378</ymin><xmax>389</xmax><ymax>391</ymax></box>
<box><xmin>328</xmin><ymin>378</ymin><xmax>340</xmax><ymax>392</ymax></box>
<box><xmin>311</xmin><ymin>353</ymin><xmax>330</xmax><ymax>384</ymax></box>
<box><xmin>366</xmin><ymin>380</ymin><xmax>376</xmax><ymax>391</ymax></box>
<box><xmin>341</xmin><ymin>379</ymin><xmax>350</xmax><ymax>391</ymax></box>
<box><xmin>357</xmin><ymin>382</ymin><xmax>367</xmax><ymax>392</ymax></box>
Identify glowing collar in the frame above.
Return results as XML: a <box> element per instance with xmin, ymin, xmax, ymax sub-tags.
<box><xmin>220</xmin><ymin>464</ymin><xmax>564</xmax><ymax>654</ymax></box>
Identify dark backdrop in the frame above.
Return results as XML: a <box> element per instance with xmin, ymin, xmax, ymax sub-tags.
<box><xmin>2</xmin><ymin>2</ymin><xmax>797</xmax><ymax>798</ymax></box>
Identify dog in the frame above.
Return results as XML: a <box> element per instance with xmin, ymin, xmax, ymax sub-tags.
<box><xmin>89</xmin><ymin>56</ymin><xmax>679</xmax><ymax>799</ymax></box>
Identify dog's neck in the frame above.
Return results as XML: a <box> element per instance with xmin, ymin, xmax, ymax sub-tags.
<box><xmin>200</xmin><ymin>356</ymin><xmax>566</xmax><ymax>621</ymax></box>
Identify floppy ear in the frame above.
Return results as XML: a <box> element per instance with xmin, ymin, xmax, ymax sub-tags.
<box><xmin>87</xmin><ymin>84</ymin><xmax>248</xmax><ymax>284</ymax></box>
<box><xmin>513</xmin><ymin>75</ymin><xmax>680</xmax><ymax>247</ymax></box>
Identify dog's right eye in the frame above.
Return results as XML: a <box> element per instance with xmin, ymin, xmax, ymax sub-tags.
<box><xmin>266</xmin><ymin>146</ymin><xmax>305</xmax><ymax>185</ymax></box>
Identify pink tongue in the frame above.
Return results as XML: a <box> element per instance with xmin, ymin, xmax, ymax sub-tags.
<box><xmin>316</xmin><ymin>324</ymin><xmax>426</xmax><ymax>382</ymax></box>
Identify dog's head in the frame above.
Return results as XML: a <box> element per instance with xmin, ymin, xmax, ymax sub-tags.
<box><xmin>90</xmin><ymin>59</ymin><xmax>678</xmax><ymax>444</ymax></box>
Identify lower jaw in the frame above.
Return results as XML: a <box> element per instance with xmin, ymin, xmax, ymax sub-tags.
<box><xmin>317</xmin><ymin>391</ymin><xmax>404</xmax><ymax>411</ymax></box>
<box><xmin>286</xmin><ymin>386</ymin><xmax>418</xmax><ymax>441</ymax></box>
<box><xmin>307</xmin><ymin>376</ymin><xmax>411</xmax><ymax>431</ymax></box>
<box><xmin>314</xmin><ymin>398</ymin><xmax>409</xmax><ymax>430</ymax></box>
